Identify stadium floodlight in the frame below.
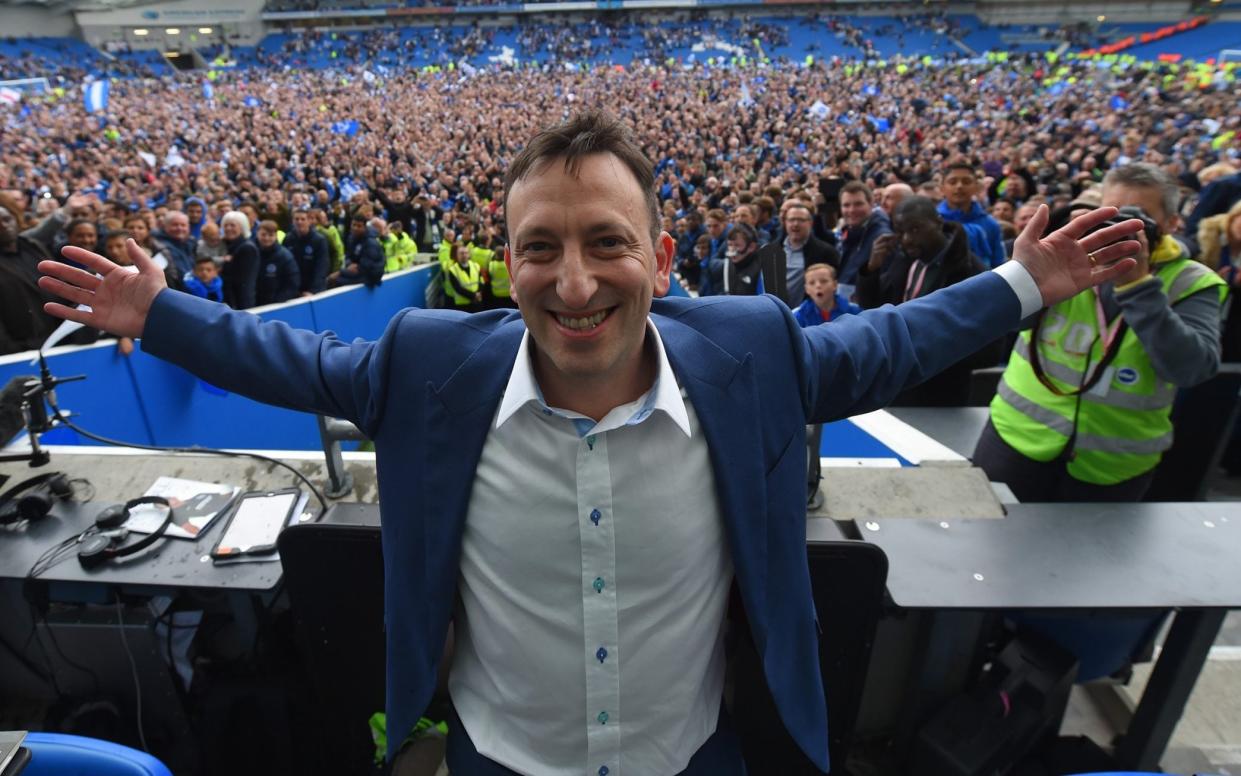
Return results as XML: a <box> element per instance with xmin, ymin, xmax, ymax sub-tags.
<box><xmin>166</xmin><ymin>28</ymin><xmax>181</xmax><ymax>35</ymax></box>
<box><xmin>134</xmin><ymin>28</ymin><xmax>149</xmax><ymax>36</ymax></box>
<box><xmin>199</xmin><ymin>27</ymin><xmax>214</xmax><ymax>34</ymax></box>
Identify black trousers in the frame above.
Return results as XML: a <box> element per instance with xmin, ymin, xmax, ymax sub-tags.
<box><xmin>972</xmin><ymin>419</ymin><xmax>1154</xmax><ymax>503</ymax></box>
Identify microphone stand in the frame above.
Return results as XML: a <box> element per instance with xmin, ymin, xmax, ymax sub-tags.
<box><xmin>0</xmin><ymin>355</ymin><xmax>85</xmax><ymax>467</ymax></box>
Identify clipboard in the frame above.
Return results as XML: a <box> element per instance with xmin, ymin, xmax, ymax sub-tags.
<box><xmin>210</xmin><ymin>488</ymin><xmax>301</xmax><ymax>559</ymax></box>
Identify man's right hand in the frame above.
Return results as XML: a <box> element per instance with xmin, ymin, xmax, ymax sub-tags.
<box><xmin>38</xmin><ymin>239</ymin><xmax>168</xmax><ymax>340</ymax></box>
<box><xmin>868</xmin><ymin>234</ymin><xmax>896</xmax><ymax>272</ymax></box>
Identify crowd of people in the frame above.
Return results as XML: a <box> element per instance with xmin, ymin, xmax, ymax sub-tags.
<box><xmin>3</xmin><ymin>16</ymin><xmax>1240</xmax><ymax>361</ymax></box>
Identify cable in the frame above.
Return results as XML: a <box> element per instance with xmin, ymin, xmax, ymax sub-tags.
<box><xmin>40</xmin><ymin>365</ymin><xmax>328</xmax><ymax>517</ymax></box>
<box><xmin>38</xmin><ymin>348</ymin><xmax>327</xmax><ymax>514</ymax></box>
<box><xmin>115</xmin><ymin>595</ymin><xmax>149</xmax><ymax>753</ymax></box>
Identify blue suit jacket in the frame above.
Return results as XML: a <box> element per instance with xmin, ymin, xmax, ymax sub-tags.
<box><xmin>142</xmin><ymin>271</ymin><xmax>1021</xmax><ymax>770</ymax></box>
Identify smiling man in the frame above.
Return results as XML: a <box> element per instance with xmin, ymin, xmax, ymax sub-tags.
<box><xmin>39</xmin><ymin>111</ymin><xmax>1142</xmax><ymax>776</ymax></box>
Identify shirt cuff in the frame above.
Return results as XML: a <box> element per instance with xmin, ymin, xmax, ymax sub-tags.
<box><xmin>992</xmin><ymin>260</ymin><xmax>1044</xmax><ymax>319</ymax></box>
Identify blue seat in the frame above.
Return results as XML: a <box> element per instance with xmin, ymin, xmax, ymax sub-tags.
<box><xmin>22</xmin><ymin>732</ymin><xmax>172</xmax><ymax>776</ymax></box>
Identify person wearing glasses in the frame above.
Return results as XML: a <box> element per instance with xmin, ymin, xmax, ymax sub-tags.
<box><xmin>754</xmin><ymin>200</ymin><xmax>840</xmax><ymax>306</ymax></box>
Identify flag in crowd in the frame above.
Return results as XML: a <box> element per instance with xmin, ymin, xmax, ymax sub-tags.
<box><xmin>330</xmin><ymin>119</ymin><xmax>360</xmax><ymax>137</ymax></box>
<box><xmin>83</xmin><ymin>78</ymin><xmax>109</xmax><ymax>113</ymax></box>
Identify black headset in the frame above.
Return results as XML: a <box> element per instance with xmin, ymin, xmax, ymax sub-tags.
<box><xmin>78</xmin><ymin>496</ymin><xmax>176</xmax><ymax>569</ymax></box>
<box><xmin>0</xmin><ymin>472</ymin><xmax>73</xmax><ymax>526</ymax></box>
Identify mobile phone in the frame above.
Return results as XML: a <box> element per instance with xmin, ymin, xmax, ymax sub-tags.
<box><xmin>210</xmin><ymin>488</ymin><xmax>300</xmax><ymax>558</ymax></box>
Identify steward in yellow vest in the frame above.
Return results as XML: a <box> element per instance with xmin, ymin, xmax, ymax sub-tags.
<box><xmin>986</xmin><ymin>230</ymin><xmax>1226</xmax><ymax>491</ymax></box>
<box><xmin>382</xmin><ymin>223</ymin><xmax>418</xmax><ymax>273</ymax></box>
<box><xmin>441</xmin><ymin>243</ymin><xmax>483</xmax><ymax>311</ymax></box>
<box><xmin>482</xmin><ymin>249</ymin><xmax>515</xmax><ymax>309</ymax></box>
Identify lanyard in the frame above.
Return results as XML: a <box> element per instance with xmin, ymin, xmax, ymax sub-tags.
<box><xmin>1093</xmin><ymin>287</ymin><xmax>1125</xmax><ymax>356</ymax></box>
<box><xmin>1029</xmin><ymin>292</ymin><xmax>1129</xmax><ymax>397</ymax></box>
<box><xmin>904</xmin><ymin>259</ymin><xmax>931</xmax><ymax>301</ymax></box>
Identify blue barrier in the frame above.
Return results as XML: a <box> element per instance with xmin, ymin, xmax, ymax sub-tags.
<box><xmin>0</xmin><ymin>266</ymin><xmax>728</xmax><ymax>452</ymax></box>
<box><xmin>1</xmin><ymin>266</ymin><xmax>433</xmax><ymax>452</ymax></box>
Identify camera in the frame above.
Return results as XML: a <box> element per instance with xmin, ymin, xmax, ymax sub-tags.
<box><xmin>1094</xmin><ymin>205</ymin><xmax>1162</xmax><ymax>247</ymax></box>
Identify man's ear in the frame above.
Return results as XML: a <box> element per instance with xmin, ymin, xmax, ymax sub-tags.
<box><xmin>653</xmin><ymin>231</ymin><xmax>674</xmax><ymax>297</ymax></box>
<box><xmin>504</xmin><ymin>245</ymin><xmax>519</xmax><ymax>305</ymax></box>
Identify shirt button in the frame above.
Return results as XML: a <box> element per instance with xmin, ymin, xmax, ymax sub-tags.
<box><xmin>589</xmin><ymin>509</ymin><xmax>602</xmax><ymax>526</ymax></box>
<box><xmin>597</xmin><ymin>710</ymin><xmax>609</xmax><ymax>725</ymax></box>
<box><xmin>586</xmin><ymin>434</ymin><xmax>597</xmax><ymax>450</ymax></box>
<box><xmin>596</xmin><ymin>646</ymin><xmax>608</xmax><ymax>663</ymax></box>
<box><xmin>541</xmin><ymin>408</ymin><xmax>553</xmax><ymax>416</ymax></box>
<box><xmin>592</xmin><ymin>577</ymin><xmax>605</xmax><ymax>594</ymax></box>
<box><xmin>598</xmin><ymin>767</ymin><xmax>609</xmax><ymax>776</ymax></box>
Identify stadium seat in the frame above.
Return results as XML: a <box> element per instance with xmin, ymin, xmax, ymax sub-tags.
<box><xmin>733</xmin><ymin>541</ymin><xmax>889</xmax><ymax>773</ymax></box>
<box><xmin>277</xmin><ymin>507</ymin><xmax>387</xmax><ymax>774</ymax></box>
<box><xmin>21</xmin><ymin>732</ymin><xmax>172</xmax><ymax>776</ymax></box>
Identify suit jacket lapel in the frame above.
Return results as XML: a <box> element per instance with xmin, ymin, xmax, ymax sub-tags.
<box><xmin>422</xmin><ymin>319</ymin><xmax>525</xmax><ymax>595</ymax></box>
<box><xmin>655</xmin><ymin>314</ymin><xmax>770</xmax><ymax>633</ymax></box>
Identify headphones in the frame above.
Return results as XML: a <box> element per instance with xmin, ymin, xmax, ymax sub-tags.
<box><xmin>0</xmin><ymin>472</ymin><xmax>73</xmax><ymax>526</ymax></box>
<box><xmin>78</xmin><ymin>496</ymin><xmax>176</xmax><ymax>569</ymax></box>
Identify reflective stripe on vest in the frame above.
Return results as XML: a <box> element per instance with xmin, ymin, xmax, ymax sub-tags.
<box><xmin>997</xmin><ymin>379</ymin><xmax>1075</xmax><ymax>436</ymax></box>
<box><xmin>1011</xmin><ymin>337</ymin><xmax>1176</xmax><ymax>410</ymax></box>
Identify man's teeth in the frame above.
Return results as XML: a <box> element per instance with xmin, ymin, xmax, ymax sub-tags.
<box><xmin>557</xmin><ymin>310</ymin><xmax>610</xmax><ymax>330</ymax></box>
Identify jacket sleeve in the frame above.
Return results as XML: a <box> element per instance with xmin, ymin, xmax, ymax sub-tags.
<box><xmin>1117</xmin><ymin>282</ymin><xmax>1223</xmax><ymax>386</ymax></box>
<box><xmin>20</xmin><ymin>211</ymin><xmax>65</xmax><ymax>255</ymax></box>
<box><xmin>310</xmin><ymin>234</ymin><xmax>329</xmax><ymax>293</ymax></box>
<box><xmin>279</xmin><ymin>250</ymin><xmax>301</xmax><ymax>302</ymax></box>
<box><xmin>231</xmin><ymin>245</ymin><xmax>260</xmax><ymax>310</ymax></box>
<box><xmin>796</xmin><ymin>271</ymin><xmax>1022</xmax><ymax>423</ymax></box>
<box><xmin>141</xmin><ymin>290</ymin><xmax>405</xmax><ymax>436</ymax></box>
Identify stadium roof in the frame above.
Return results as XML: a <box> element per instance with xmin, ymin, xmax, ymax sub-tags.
<box><xmin>0</xmin><ymin>0</ymin><xmax>155</xmax><ymax>8</ymax></box>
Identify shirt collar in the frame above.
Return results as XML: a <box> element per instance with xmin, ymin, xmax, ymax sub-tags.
<box><xmin>495</xmin><ymin>320</ymin><xmax>692</xmax><ymax>438</ymax></box>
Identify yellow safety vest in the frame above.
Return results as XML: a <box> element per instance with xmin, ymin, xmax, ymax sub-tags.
<box><xmin>991</xmin><ymin>248</ymin><xmax>1226</xmax><ymax>484</ymax></box>
<box><xmin>442</xmin><ymin>260</ymin><xmax>481</xmax><ymax>306</ymax></box>
<box><xmin>488</xmin><ymin>257</ymin><xmax>510</xmax><ymax>298</ymax></box>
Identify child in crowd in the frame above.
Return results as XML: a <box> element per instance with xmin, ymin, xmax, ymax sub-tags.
<box><xmin>104</xmin><ymin>230</ymin><xmax>131</xmax><ymax>267</ymax></box>
<box><xmin>197</xmin><ymin>222</ymin><xmax>227</xmax><ymax>266</ymax></box>
<box><xmin>793</xmin><ymin>263</ymin><xmax>860</xmax><ymax>326</ymax></box>
<box><xmin>794</xmin><ymin>263</ymin><xmax>861</xmax><ymax>511</ymax></box>
<box><xmin>184</xmin><ymin>255</ymin><xmax>225</xmax><ymax>303</ymax></box>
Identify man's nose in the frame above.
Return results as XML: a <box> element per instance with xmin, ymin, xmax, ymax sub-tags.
<box><xmin>556</xmin><ymin>244</ymin><xmax>598</xmax><ymax>309</ymax></box>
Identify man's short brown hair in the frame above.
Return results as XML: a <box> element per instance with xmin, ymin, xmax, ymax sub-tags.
<box><xmin>841</xmin><ymin>180</ymin><xmax>873</xmax><ymax>203</ymax></box>
<box><xmin>505</xmin><ymin>110</ymin><xmax>659</xmax><ymax>243</ymax></box>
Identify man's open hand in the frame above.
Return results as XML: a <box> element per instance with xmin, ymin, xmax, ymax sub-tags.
<box><xmin>1013</xmin><ymin>205</ymin><xmax>1142</xmax><ymax>307</ymax></box>
<box><xmin>38</xmin><ymin>239</ymin><xmax>168</xmax><ymax>340</ymax></box>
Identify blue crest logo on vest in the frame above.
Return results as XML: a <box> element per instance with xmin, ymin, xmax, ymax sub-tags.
<box><xmin>1116</xmin><ymin>367</ymin><xmax>1140</xmax><ymax>386</ymax></box>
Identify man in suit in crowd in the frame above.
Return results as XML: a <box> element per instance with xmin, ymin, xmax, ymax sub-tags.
<box><xmin>754</xmin><ymin>200</ymin><xmax>841</xmax><ymax>305</ymax></box>
<box><xmin>39</xmin><ymin>111</ymin><xmax>1141</xmax><ymax>776</ymax></box>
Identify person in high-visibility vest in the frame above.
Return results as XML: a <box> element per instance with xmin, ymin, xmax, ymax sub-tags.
<box><xmin>441</xmin><ymin>242</ymin><xmax>483</xmax><ymax>312</ymax></box>
<box><xmin>482</xmin><ymin>248</ymin><xmax>515</xmax><ymax>309</ymax></box>
<box><xmin>975</xmin><ymin>163</ymin><xmax>1227</xmax><ymax>502</ymax></box>
<box><xmin>381</xmin><ymin>219</ymin><xmax>418</xmax><ymax>273</ymax></box>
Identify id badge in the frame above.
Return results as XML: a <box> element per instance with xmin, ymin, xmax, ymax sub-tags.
<box><xmin>1086</xmin><ymin>366</ymin><xmax>1114</xmax><ymax>399</ymax></box>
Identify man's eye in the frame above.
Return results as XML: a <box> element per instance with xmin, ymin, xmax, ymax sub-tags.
<box><xmin>597</xmin><ymin>237</ymin><xmax>622</xmax><ymax>249</ymax></box>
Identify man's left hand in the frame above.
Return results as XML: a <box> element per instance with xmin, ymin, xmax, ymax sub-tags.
<box><xmin>1012</xmin><ymin>205</ymin><xmax>1142</xmax><ymax>308</ymax></box>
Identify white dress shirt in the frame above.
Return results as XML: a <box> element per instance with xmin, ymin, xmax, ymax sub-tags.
<box><xmin>450</xmin><ymin>323</ymin><xmax>733</xmax><ymax>776</ymax></box>
<box><xmin>448</xmin><ymin>262</ymin><xmax>1043</xmax><ymax>776</ymax></box>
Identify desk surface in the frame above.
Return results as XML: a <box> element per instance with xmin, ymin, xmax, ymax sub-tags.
<box><xmin>0</xmin><ymin>449</ymin><xmax>380</xmax><ymax>592</ymax></box>
<box><xmin>886</xmin><ymin>406</ymin><xmax>989</xmax><ymax>460</ymax></box>
<box><xmin>846</xmin><ymin>502</ymin><xmax>1241</xmax><ymax>610</ymax></box>
<box><xmin>0</xmin><ymin>501</ymin><xmax>284</xmax><ymax>593</ymax></box>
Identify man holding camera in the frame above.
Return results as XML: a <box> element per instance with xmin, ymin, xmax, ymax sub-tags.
<box><xmin>974</xmin><ymin>163</ymin><xmax>1228</xmax><ymax>502</ymax></box>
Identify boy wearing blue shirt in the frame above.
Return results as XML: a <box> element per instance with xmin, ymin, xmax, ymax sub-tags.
<box><xmin>793</xmin><ymin>263</ymin><xmax>860</xmax><ymax>326</ymax></box>
<box><xmin>184</xmin><ymin>255</ymin><xmax>224</xmax><ymax>303</ymax></box>
<box><xmin>793</xmin><ymin>263</ymin><xmax>860</xmax><ymax>509</ymax></box>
